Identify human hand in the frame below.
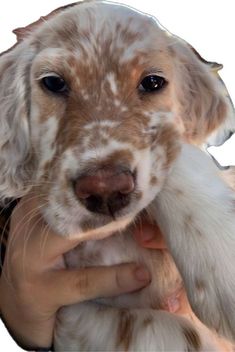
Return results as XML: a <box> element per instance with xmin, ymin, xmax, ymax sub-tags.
<box><xmin>133</xmin><ymin>221</ymin><xmax>186</xmax><ymax>313</ymax></box>
<box><xmin>133</xmin><ymin>221</ymin><xmax>167</xmax><ymax>250</ymax></box>
<box><xmin>0</xmin><ymin>194</ymin><xmax>150</xmax><ymax>350</ymax></box>
<box><xmin>133</xmin><ymin>221</ymin><xmax>235</xmax><ymax>351</ymax></box>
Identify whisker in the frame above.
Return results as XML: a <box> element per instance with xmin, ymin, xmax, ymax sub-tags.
<box><xmin>5</xmin><ymin>197</ymin><xmax>47</xmax><ymax>271</ymax></box>
<box><xmin>0</xmin><ymin>214</ymin><xmax>13</xmax><ymax>284</ymax></box>
<box><xmin>0</xmin><ymin>200</ymin><xmax>46</xmax><ymax>288</ymax></box>
<box><xmin>39</xmin><ymin>222</ymin><xmax>51</xmax><ymax>261</ymax></box>
<box><xmin>21</xmin><ymin>204</ymin><xmax>48</xmax><ymax>279</ymax></box>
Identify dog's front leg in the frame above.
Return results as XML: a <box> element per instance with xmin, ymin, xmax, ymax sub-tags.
<box><xmin>154</xmin><ymin>144</ymin><xmax>235</xmax><ymax>342</ymax></box>
<box><xmin>55</xmin><ymin>302</ymin><xmax>221</xmax><ymax>351</ymax></box>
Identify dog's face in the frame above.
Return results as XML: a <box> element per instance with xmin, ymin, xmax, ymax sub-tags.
<box><xmin>29</xmin><ymin>2</ymin><xmax>182</xmax><ymax>237</ymax></box>
<box><xmin>0</xmin><ymin>1</ymin><xmax>231</xmax><ymax>238</ymax></box>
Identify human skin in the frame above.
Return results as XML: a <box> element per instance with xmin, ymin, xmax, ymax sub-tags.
<box><xmin>0</xmin><ymin>195</ymin><xmax>233</xmax><ymax>351</ymax></box>
<box><xmin>0</xmin><ymin>194</ymin><xmax>150</xmax><ymax>350</ymax></box>
<box><xmin>133</xmin><ymin>222</ymin><xmax>235</xmax><ymax>351</ymax></box>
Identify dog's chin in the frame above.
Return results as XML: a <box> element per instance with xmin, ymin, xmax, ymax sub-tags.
<box><xmin>43</xmin><ymin>188</ymin><xmax>157</xmax><ymax>240</ymax></box>
<box><xmin>70</xmin><ymin>211</ymin><xmax>136</xmax><ymax>241</ymax></box>
<box><xmin>72</xmin><ymin>196</ymin><xmax>155</xmax><ymax>241</ymax></box>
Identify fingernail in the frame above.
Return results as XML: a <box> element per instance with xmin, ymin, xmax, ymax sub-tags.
<box><xmin>167</xmin><ymin>296</ymin><xmax>180</xmax><ymax>313</ymax></box>
<box><xmin>134</xmin><ymin>266</ymin><xmax>151</xmax><ymax>282</ymax></box>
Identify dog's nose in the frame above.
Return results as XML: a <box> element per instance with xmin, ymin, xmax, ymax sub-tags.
<box><xmin>74</xmin><ymin>168</ymin><xmax>135</xmax><ymax>215</ymax></box>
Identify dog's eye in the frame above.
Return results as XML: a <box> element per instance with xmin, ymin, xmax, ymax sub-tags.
<box><xmin>139</xmin><ymin>75</ymin><xmax>167</xmax><ymax>92</ymax></box>
<box><xmin>42</xmin><ymin>75</ymin><xmax>68</xmax><ymax>94</ymax></box>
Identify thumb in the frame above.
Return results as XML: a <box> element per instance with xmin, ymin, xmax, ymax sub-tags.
<box><xmin>47</xmin><ymin>263</ymin><xmax>151</xmax><ymax>308</ymax></box>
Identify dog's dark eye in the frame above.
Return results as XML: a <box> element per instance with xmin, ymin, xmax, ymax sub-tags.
<box><xmin>139</xmin><ymin>75</ymin><xmax>167</xmax><ymax>92</ymax></box>
<box><xmin>42</xmin><ymin>75</ymin><xmax>68</xmax><ymax>94</ymax></box>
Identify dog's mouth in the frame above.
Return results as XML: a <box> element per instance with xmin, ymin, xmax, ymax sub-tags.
<box><xmin>72</xmin><ymin>212</ymin><xmax>135</xmax><ymax>241</ymax></box>
<box><xmin>45</xmin><ymin>161</ymin><xmax>160</xmax><ymax>240</ymax></box>
<box><xmin>66</xmin><ymin>165</ymin><xmax>160</xmax><ymax>240</ymax></box>
<box><xmin>73</xmin><ymin>196</ymin><xmax>156</xmax><ymax>243</ymax></box>
<box><xmin>78</xmin><ymin>192</ymin><xmax>139</xmax><ymax>230</ymax></box>
<box><xmin>79</xmin><ymin>191</ymin><xmax>132</xmax><ymax>219</ymax></box>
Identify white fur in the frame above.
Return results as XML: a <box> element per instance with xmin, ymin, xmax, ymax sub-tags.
<box><xmin>106</xmin><ymin>72</ymin><xmax>118</xmax><ymax>95</ymax></box>
<box><xmin>155</xmin><ymin>144</ymin><xmax>235</xmax><ymax>340</ymax></box>
<box><xmin>54</xmin><ymin>144</ymin><xmax>235</xmax><ymax>350</ymax></box>
<box><xmin>55</xmin><ymin>303</ymin><xmax>219</xmax><ymax>351</ymax></box>
<box><xmin>0</xmin><ymin>1</ymin><xmax>235</xmax><ymax>351</ymax></box>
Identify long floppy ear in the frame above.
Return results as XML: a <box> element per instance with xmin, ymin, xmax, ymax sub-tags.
<box><xmin>0</xmin><ymin>2</ymin><xmax>82</xmax><ymax>203</ymax></box>
<box><xmin>172</xmin><ymin>40</ymin><xmax>234</xmax><ymax>145</ymax></box>
<box><xmin>12</xmin><ymin>2</ymin><xmax>79</xmax><ymax>43</ymax></box>
<box><xmin>0</xmin><ymin>44</ymin><xmax>36</xmax><ymax>201</ymax></box>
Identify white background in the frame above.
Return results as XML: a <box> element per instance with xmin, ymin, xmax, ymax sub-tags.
<box><xmin>0</xmin><ymin>0</ymin><xmax>234</xmax><ymax>350</ymax></box>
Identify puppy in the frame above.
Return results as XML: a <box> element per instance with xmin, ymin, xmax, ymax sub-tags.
<box><xmin>0</xmin><ymin>1</ymin><xmax>235</xmax><ymax>350</ymax></box>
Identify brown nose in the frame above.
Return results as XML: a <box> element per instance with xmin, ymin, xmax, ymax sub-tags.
<box><xmin>74</xmin><ymin>167</ymin><xmax>135</xmax><ymax>215</ymax></box>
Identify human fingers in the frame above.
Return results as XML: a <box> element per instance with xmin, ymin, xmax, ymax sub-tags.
<box><xmin>132</xmin><ymin>221</ymin><xmax>167</xmax><ymax>249</ymax></box>
<box><xmin>47</xmin><ymin>263</ymin><xmax>151</xmax><ymax>308</ymax></box>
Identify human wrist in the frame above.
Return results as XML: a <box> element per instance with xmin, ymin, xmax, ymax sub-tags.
<box><xmin>0</xmin><ymin>302</ymin><xmax>52</xmax><ymax>351</ymax></box>
<box><xmin>1</xmin><ymin>321</ymin><xmax>52</xmax><ymax>351</ymax></box>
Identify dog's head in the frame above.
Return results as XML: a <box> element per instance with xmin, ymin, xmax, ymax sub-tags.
<box><xmin>0</xmin><ymin>1</ymin><xmax>233</xmax><ymax>238</ymax></box>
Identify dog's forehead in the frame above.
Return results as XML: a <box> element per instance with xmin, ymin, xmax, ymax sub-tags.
<box><xmin>35</xmin><ymin>1</ymin><xmax>167</xmax><ymax>63</ymax></box>
<box><xmin>64</xmin><ymin>1</ymin><xmax>162</xmax><ymax>37</ymax></box>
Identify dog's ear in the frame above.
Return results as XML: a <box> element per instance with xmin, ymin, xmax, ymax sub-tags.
<box><xmin>0</xmin><ymin>44</ymin><xmax>37</xmax><ymax>201</ymax></box>
<box><xmin>12</xmin><ymin>2</ymin><xmax>80</xmax><ymax>43</ymax></box>
<box><xmin>0</xmin><ymin>2</ymin><xmax>83</xmax><ymax>202</ymax></box>
<box><xmin>172</xmin><ymin>40</ymin><xmax>234</xmax><ymax>145</ymax></box>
